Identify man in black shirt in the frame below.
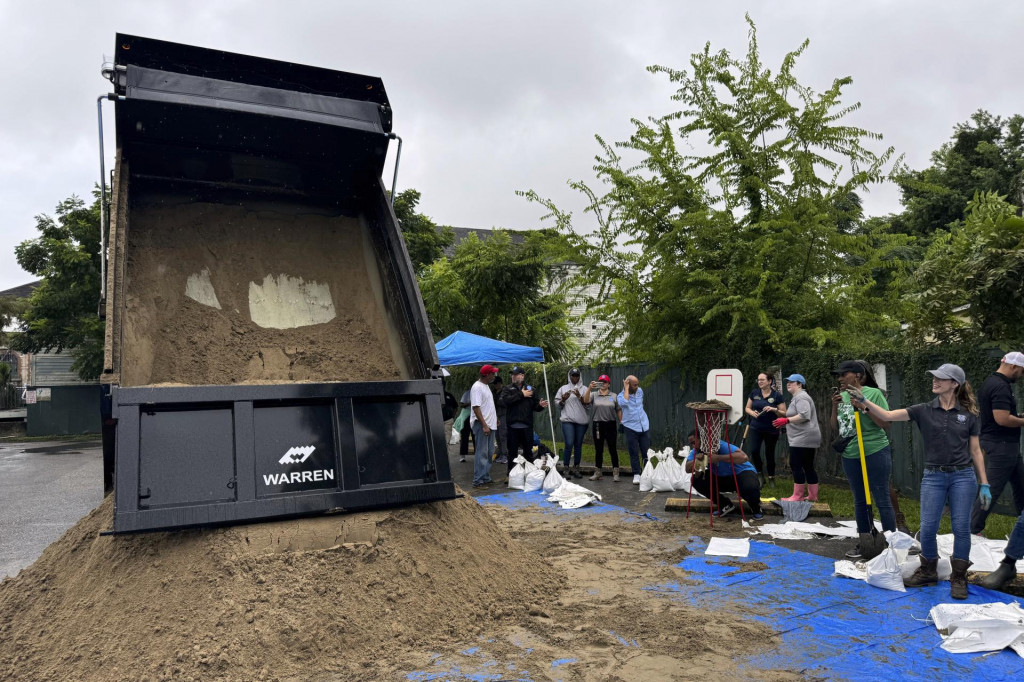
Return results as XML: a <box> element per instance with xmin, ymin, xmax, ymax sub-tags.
<box><xmin>971</xmin><ymin>352</ymin><xmax>1024</xmax><ymax>535</ymax></box>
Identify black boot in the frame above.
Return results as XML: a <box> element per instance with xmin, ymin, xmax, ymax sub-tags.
<box><xmin>980</xmin><ymin>560</ymin><xmax>1017</xmax><ymax>591</ymax></box>
<box><xmin>950</xmin><ymin>558</ymin><xmax>971</xmax><ymax>600</ymax></box>
<box><xmin>904</xmin><ymin>556</ymin><xmax>938</xmax><ymax>587</ymax></box>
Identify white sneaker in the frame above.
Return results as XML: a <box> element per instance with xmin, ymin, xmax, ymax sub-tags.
<box><xmin>632</xmin><ymin>474</ymin><xmax>641</xmax><ymax>484</ymax></box>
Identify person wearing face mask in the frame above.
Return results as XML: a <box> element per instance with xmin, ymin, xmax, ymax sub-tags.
<box><xmin>971</xmin><ymin>352</ymin><xmax>1024</xmax><ymax>537</ymax></box>
<box><xmin>586</xmin><ymin>374</ymin><xmax>622</xmax><ymax>481</ymax></box>
<box><xmin>557</xmin><ymin>368</ymin><xmax>590</xmax><ymax>479</ymax></box>
<box><xmin>831</xmin><ymin>360</ymin><xmax>897</xmax><ymax>560</ymax></box>
<box><xmin>744</xmin><ymin>371</ymin><xmax>787</xmax><ymax>483</ymax></box>
<box><xmin>850</xmin><ymin>363</ymin><xmax>991</xmax><ymax>600</ymax></box>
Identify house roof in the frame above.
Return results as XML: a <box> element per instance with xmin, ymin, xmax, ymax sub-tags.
<box><xmin>442</xmin><ymin>227</ymin><xmax>527</xmax><ymax>258</ymax></box>
<box><xmin>0</xmin><ymin>281</ymin><xmax>40</xmax><ymax>299</ymax></box>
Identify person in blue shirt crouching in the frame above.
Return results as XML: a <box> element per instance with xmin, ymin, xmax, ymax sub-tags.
<box><xmin>685</xmin><ymin>431</ymin><xmax>764</xmax><ymax>519</ymax></box>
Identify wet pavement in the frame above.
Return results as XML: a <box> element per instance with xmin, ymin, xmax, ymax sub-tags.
<box><xmin>0</xmin><ymin>438</ymin><xmax>104</xmax><ymax>579</ymax></box>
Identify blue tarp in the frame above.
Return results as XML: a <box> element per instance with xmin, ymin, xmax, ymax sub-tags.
<box><xmin>435</xmin><ymin>331</ymin><xmax>545</xmax><ymax>366</ymax></box>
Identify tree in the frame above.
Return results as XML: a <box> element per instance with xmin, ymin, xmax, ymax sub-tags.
<box><xmin>13</xmin><ymin>192</ymin><xmax>104</xmax><ymax>381</ymax></box>
<box><xmin>893</xmin><ymin>110</ymin><xmax>1024</xmax><ymax>239</ymax></box>
<box><xmin>522</xmin><ymin>16</ymin><xmax>904</xmax><ymax>371</ymax></box>
<box><xmin>418</xmin><ymin>229</ymin><xmax>577</xmax><ymax>362</ymax></box>
<box><xmin>0</xmin><ymin>296</ymin><xmax>24</xmax><ymax>348</ymax></box>
<box><xmin>905</xmin><ymin>191</ymin><xmax>1024</xmax><ymax>347</ymax></box>
<box><xmin>392</xmin><ymin>189</ymin><xmax>455</xmax><ymax>272</ymax></box>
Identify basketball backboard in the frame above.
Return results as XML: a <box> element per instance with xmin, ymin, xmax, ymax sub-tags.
<box><xmin>706</xmin><ymin>368</ymin><xmax>743</xmax><ymax>424</ymax></box>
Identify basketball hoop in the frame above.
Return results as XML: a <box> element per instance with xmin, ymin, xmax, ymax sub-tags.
<box><xmin>685</xmin><ymin>399</ymin><xmax>746</xmax><ymax>526</ymax></box>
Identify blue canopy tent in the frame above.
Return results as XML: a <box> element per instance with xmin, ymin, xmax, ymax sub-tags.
<box><xmin>435</xmin><ymin>331</ymin><xmax>558</xmax><ymax>454</ymax></box>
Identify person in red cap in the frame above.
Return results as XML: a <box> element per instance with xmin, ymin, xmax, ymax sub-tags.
<box><xmin>585</xmin><ymin>374</ymin><xmax>621</xmax><ymax>481</ymax></box>
<box><xmin>470</xmin><ymin>365</ymin><xmax>499</xmax><ymax>488</ymax></box>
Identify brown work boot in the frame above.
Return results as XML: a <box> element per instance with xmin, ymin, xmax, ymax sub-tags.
<box><xmin>950</xmin><ymin>558</ymin><xmax>971</xmax><ymax>600</ymax></box>
<box><xmin>588</xmin><ymin>469</ymin><xmax>603</xmax><ymax>481</ymax></box>
<box><xmin>904</xmin><ymin>556</ymin><xmax>939</xmax><ymax>587</ymax></box>
<box><xmin>612</xmin><ymin>467</ymin><xmax>620</xmax><ymax>482</ymax></box>
<box><xmin>894</xmin><ymin>511</ymin><xmax>911</xmax><ymax>535</ymax></box>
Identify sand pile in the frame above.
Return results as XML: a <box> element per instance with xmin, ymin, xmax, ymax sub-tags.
<box><xmin>0</xmin><ymin>492</ymin><xmax>558</xmax><ymax>681</ymax></box>
<box><xmin>119</xmin><ymin>201</ymin><xmax>405</xmax><ymax>386</ymax></box>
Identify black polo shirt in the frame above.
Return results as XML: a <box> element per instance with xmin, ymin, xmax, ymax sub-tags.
<box><xmin>978</xmin><ymin>372</ymin><xmax>1021</xmax><ymax>443</ymax></box>
<box><xmin>905</xmin><ymin>399</ymin><xmax>979</xmax><ymax>467</ymax></box>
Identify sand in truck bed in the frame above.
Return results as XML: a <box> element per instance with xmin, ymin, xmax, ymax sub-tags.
<box><xmin>119</xmin><ymin>201</ymin><xmax>404</xmax><ymax>386</ymax></box>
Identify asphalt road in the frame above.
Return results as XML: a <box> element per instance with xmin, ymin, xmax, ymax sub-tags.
<box><xmin>0</xmin><ymin>438</ymin><xmax>104</xmax><ymax>579</ymax></box>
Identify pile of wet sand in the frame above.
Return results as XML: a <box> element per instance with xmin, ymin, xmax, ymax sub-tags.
<box><xmin>0</xmin><ymin>492</ymin><xmax>558</xmax><ymax>681</ymax></box>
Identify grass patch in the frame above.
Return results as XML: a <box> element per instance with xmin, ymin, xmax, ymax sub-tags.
<box><xmin>0</xmin><ymin>433</ymin><xmax>101</xmax><ymax>443</ymax></box>
<box><xmin>540</xmin><ymin>439</ymin><xmax>1018</xmax><ymax>540</ymax></box>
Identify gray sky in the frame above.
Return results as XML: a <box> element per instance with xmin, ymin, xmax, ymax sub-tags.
<box><xmin>3</xmin><ymin>0</ymin><xmax>1023</xmax><ymax>291</ymax></box>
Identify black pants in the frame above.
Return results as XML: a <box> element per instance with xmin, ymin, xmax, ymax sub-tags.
<box><xmin>507</xmin><ymin>426</ymin><xmax>534</xmax><ymax>474</ymax></box>
<box><xmin>691</xmin><ymin>469</ymin><xmax>762</xmax><ymax>514</ymax></box>
<box><xmin>747</xmin><ymin>429</ymin><xmax>779</xmax><ymax>477</ymax></box>
<box><xmin>593</xmin><ymin>420</ymin><xmax>619</xmax><ymax>469</ymax></box>
<box><xmin>459</xmin><ymin>420</ymin><xmax>475</xmax><ymax>457</ymax></box>
<box><xmin>971</xmin><ymin>440</ymin><xmax>1024</xmax><ymax>534</ymax></box>
<box><xmin>789</xmin><ymin>446</ymin><xmax>818</xmax><ymax>484</ymax></box>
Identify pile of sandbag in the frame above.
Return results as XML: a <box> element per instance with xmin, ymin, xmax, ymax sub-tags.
<box><xmin>637</xmin><ymin>448</ymin><xmax>704</xmax><ymax>496</ymax></box>
<box><xmin>507</xmin><ymin>454</ymin><xmax>601</xmax><ymax>509</ymax></box>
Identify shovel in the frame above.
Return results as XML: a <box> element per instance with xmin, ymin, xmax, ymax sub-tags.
<box><xmin>854</xmin><ymin>410</ymin><xmax>888</xmax><ymax>560</ymax></box>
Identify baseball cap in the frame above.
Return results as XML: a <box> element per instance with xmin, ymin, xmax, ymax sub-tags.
<box><xmin>479</xmin><ymin>364</ymin><xmax>499</xmax><ymax>375</ymax></box>
<box><xmin>569</xmin><ymin>368</ymin><xmax>581</xmax><ymax>375</ymax></box>
<box><xmin>831</xmin><ymin>360</ymin><xmax>865</xmax><ymax>376</ymax></box>
<box><xmin>926</xmin><ymin>363</ymin><xmax>966</xmax><ymax>385</ymax></box>
<box><xmin>784</xmin><ymin>373</ymin><xmax>807</xmax><ymax>385</ymax></box>
<box><xmin>1002</xmin><ymin>352</ymin><xmax>1024</xmax><ymax>368</ymax></box>
<box><xmin>511</xmin><ymin>366</ymin><xmax>525</xmax><ymax>375</ymax></box>
<box><xmin>598</xmin><ymin>374</ymin><xmax>611</xmax><ymax>383</ymax></box>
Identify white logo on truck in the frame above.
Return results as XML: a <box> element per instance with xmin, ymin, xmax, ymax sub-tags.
<box><xmin>278</xmin><ymin>445</ymin><xmax>316</xmax><ymax>465</ymax></box>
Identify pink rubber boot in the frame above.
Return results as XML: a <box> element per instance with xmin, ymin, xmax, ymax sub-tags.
<box><xmin>783</xmin><ymin>483</ymin><xmax>807</xmax><ymax>502</ymax></box>
<box><xmin>806</xmin><ymin>484</ymin><xmax>819</xmax><ymax>502</ymax></box>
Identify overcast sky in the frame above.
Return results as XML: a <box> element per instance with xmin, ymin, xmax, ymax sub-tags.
<box><xmin>2</xmin><ymin>0</ymin><xmax>1023</xmax><ymax>292</ymax></box>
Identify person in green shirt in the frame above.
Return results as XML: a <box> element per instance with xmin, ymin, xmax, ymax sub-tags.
<box><xmin>831</xmin><ymin>360</ymin><xmax>897</xmax><ymax>559</ymax></box>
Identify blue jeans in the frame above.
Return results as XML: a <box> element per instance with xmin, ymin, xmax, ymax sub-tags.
<box><xmin>624</xmin><ymin>427</ymin><xmax>651</xmax><ymax>474</ymax></box>
<box><xmin>841</xmin><ymin>446</ymin><xmax>896</xmax><ymax>534</ymax></box>
<box><xmin>561</xmin><ymin>421</ymin><xmax>588</xmax><ymax>467</ymax></box>
<box><xmin>1006</xmin><ymin>509</ymin><xmax>1024</xmax><ymax>561</ymax></box>
<box><xmin>471</xmin><ymin>421</ymin><xmax>494</xmax><ymax>485</ymax></box>
<box><xmin>920</xmin><ymin>467</ymin><xmax>977</xmax><ymax>561</ymax></box>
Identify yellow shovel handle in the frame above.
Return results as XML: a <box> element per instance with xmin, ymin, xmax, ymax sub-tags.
<box><xmin>854</xmin><ymin>410</ymin><xmax>871</xmax><ymax>506</ymax></box>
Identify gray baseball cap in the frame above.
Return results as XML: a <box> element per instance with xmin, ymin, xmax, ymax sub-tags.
<box><xmin>926</xmin><ymin>363</ymin><xmax>966</xmax><ymax>386</ymax></box>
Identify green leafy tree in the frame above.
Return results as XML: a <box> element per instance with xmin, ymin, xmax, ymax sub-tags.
<box><xmin>392</xmin><ymin>189</ymin><xmax>455</xmax><ymax>272</ymax></box>
<box><xmin>522</xmin><ymin>16</ymin><xmax>905</xmax><ymax>371</ymax></box>
<box><xmin>0</xmin><ymin>296</ymin><xmax>25</xmax><ymax>347</ymax></box>
<box><xmin>893</xmin><ymin>111</ymin><xmax>1024</xmax><ymax>239</ymax></box>
<box><xmin>13</xmin><ymin>193</ymin><xmax>104</xmax><ymax>381</ymax></box>
<box><xmin>905</xmin><ymin>191</ymin><xmax>1024</xmax><ymax>346</ymax></box>
<box><xmin>418</xmin><ymin>230</ymin><xmax>577</xmax><ymax>362</ymax></box>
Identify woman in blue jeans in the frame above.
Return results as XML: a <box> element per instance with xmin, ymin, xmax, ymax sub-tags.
<box><xmin>851</xmin><ymin>363</ymin><xmax>992</xmax><ymax>600</ymax></box>
<box><xmin>557</xmin><ymin>368</ymin><xmax>590</xmax><ymax>479</ymax></box>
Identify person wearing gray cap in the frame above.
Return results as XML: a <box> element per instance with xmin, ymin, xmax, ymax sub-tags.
<box><xmin>849</xmin><ymin>363</ymin><xmax>992</xmax><ymax>600</ymax></box>
<box><xmin>970</xmin><ymin>351</ymin><xmax>1024</xmax><ymax>537</ymax></box>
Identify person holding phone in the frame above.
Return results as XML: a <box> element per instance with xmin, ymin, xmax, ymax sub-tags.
<box><xmin>557</xmin><ymin>368</ymin><xmax>591</xmax><ymax>479</ymax></box>
<box><xmin>618</xmin><ymin>375</ymin><xmax>651</xmax><ymax>485</ymax></box>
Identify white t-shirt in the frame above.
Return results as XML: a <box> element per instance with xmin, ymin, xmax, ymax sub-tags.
<box><xmin>470</xmin><ymin>380</ymin><xmax>497</xmax><ymax>429</ymax></box>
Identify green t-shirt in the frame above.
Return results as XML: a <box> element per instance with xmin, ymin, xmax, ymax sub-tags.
<box><xmin>837</xmin><ymin>386</ymin><xmax>890</xmax><ymax>458</ymax></box>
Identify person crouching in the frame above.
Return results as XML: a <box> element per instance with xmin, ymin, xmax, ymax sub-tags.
<box><xmin>685</xmin><ymin>431</ymin><xmax>764</xmax><ymax>519</ymax></box>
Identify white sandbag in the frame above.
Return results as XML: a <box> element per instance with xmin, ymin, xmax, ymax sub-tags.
<box><xmin>865</xmin><ymin>548</ymin><xmax>905</xmax><ymax>592</ymax></box>
<box><xmin>543</xmin><ymin>465</ymin><xmax>566</xmax><ymax>494</ymax></box>
<box><xmin>930</xmin><ymin>602</ymin><xmax>1024</xmax><ymax>655</ymax></box>
<box><xmin>523</xmin><ymin>458</ymin><xmax>537</xmax><ymax>474</ymax></box>
<box><xmin>524</xmin><ymin>468</ymin><xmax>545</xmax><ymax>492</ymax></box>
<box><xmin>508</xmin><ymin>455</ymin><xmax>527</xmax><ymax>490</ymax></box>
<box><xmin>665</xmin><ymin>455</ymin><xmax>684</xmax><ymax>490</ymax></box>
<box><xmin>639</xmin><ymin>459</ymin><xmax>655</xmax><ymax>492</ymax></box>
<box><xmin>651</xmin><ymin>458</ymin><xmax>675</xmax><ymax>492</ymax></box>
<box><xmin>663</xmin><ymin>447</ymin><xmax>674</xmax><ymax>458</ymax></box>
<box><xmin>883</xmin><ymin>530</ymin><xmax>920</xmax><ymax>564</ymax></box>
<box><xmin>548</xmin><ymin>481</ymin><xmax>601</xmax><ymax>502</ymax></box>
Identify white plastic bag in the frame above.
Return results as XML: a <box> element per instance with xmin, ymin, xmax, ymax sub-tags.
<box><xmin>524</xmin><ymin>467</ymin><xmax>546</xmax><ymax>492</ymax></box>
<box><xmin>639</xmin><ymin>458</ymin><xmax>656</xmax><ymax>492</ymax></box>
<box><xmin>449</xmin><ymin>429</ymin><xmax>461</xmax><ymax>445</ymax></box>
<box><xmin>865</xmin><ymin>548</ymin><xmax>906</xmax><ymax>592</ymax></box>
<box><xmin>651</xmin><ymin>458</ymin><xmax>675</xmax><ymax>492</ymax></box>
<box><xmin>901</xmin><ymin>554</ymin><xmax>952</xmax><ymax>582</ymax></box>
<box><xmin>508</xmin><ymin>455</ymin><xmax>527</xmax><ymax>490</ymax></box>
<box><xmin>884</xmin><ymin>530</ymin><xmax>920</xmax><ymax>564</ymax></box>
<box><xmin>523</xmin><ymin>457</ymin><xmax>537</xmax><ymax>474</ymax></box>
<box><xmin>543</xmin><ymin>465</ymin><xmax>566</xmax><ymax>494</ymax></box>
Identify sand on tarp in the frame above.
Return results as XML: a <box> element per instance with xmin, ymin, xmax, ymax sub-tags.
<box><xmin>118</xmin><ymin>201</ymin><xmax>406</xmax><ymax>386</ymax></box>
<box><xmin>0</xmin><ymin>492</ymin><xmax>558</xmax><ymax>682</ymax></box>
